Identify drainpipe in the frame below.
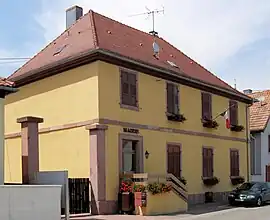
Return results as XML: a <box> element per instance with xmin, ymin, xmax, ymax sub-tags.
<box><xmin>246</xmin><ymin>105</ymin><xmax>250</xmax><ymax>182</ymax></box>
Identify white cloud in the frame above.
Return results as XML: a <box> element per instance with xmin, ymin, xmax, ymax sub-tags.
<box><xmin>35</xmin><ymin>0</ymin><xmax>270</xmax><ymax>90</ymax></box>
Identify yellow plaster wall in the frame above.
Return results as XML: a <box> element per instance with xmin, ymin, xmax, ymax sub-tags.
<box><xmin>142</xmin><ymin>191</ymin><xmax>188</xmax><ymax>215</ymax></box>
<box><xmin>98</xmin><ymin>61</ymin><xmax>248</xmax><ymax>140</ymax></box>
<box><xmin>4</xmin><ymin>137</ymin><xmax>22</xmax><ymax>183</ymax></box>
<box><xmin>39</xmin><ymin>127</ymin><xmax>90</xmax><ymax>178</ymax></box>
<box><xmin>5</xmin><ymin>62</ymin><xmax>99</xmax><ymax>134</ymax></box>
<box><xmin>106</xmin><ymin>125</ymin><xmax>247</xmax><ymax>201</ymax></box>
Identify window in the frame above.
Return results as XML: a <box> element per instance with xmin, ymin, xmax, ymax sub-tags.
<box><xmin>122</xmin><ymin>140</ymin><xmax>138</xmax><ymax>173</ymax></box>
<box><xmin>166</xmin><ymin>82</ymin><xmax>179</xmax><ymax>114</ymax></box>
<box><xmin>250</xmin><ymin>135</ymin><xmax>262</xmax><ymax>175</ymax></box>
<box><xmin>167</xmin><ymin>144</ymin><xmax>182</xmax><ymax>178</ymax></box>
<box><xmin>201</xmin><ymin>92</ymin><xmax>212</xmax><ymax>121</ymax></box>
<box><xmin>202</xmin><ymin>148</ymin><xmax>213</xmax><ymax>178</ymax></box>
<box><xmin>268</xmin><ymin>135</ymin><xmax>270</xmax><ymax>153</ymax></box>
<box><xmin>229</xmin><ymin>100</ymin><xmax>238</xmax><ymax>126</ymax></box>
<box><xmin>120</xmin><ymin>69</ymin><xmax>138</xmax><ymax>108</ymax></box>
<box><xmin>230</xmin><ymin>149</ymin><xmax>240</xmax><ymax>176</ymax></box>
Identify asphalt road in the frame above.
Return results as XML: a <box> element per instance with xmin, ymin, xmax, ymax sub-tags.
<box><xmin>73</xmin><ymin>204</ymin><xmax>270</xmax><ymax>220</ymax></box>
<box><xmin>182</xmin><ymin>205</ymin><xmax>270</xmax><ymax>220</ymax></box>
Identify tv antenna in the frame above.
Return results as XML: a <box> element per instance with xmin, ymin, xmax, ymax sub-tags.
<box><xmin>129</xmin><ymin>6</ymin><xmax>165</xmax><ymax>36</ymax></box>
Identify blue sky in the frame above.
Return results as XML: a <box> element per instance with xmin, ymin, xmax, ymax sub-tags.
<box><xmin>1</xmin><ymin>0</ymin><xmax>270</xmax><ymax>92</ymax></box>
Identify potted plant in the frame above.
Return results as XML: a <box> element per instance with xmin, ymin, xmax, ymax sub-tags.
<box><xmin>230</xmin><ymin>125</ymin><xmax>244</xmax><ymax>132</ymax></box>
<box><xmin>205</xmin><ymin>191</ymin><xmax>214</xmax><ymax>203</ymax></box>
<box><xmin>202</xmin><ymin>118</ymin><xmax>219</xmax><ymax>129</ymax></box>
<box><xmin>179</xmin><ymin>176</ymin><xmax>187</xmax><ymax>185</ymax></box>
<box><xmin>118</xmin><ymin>179</ymin><xmax>134</xmax><ymax>214</ymax></box>
<box><xmin>166</xmin><ymin>112</ymin><xmax>187</xmax><ymax>122</ymax></box>
<box><xmin>203</xmin><ymin>176</ymin><xmax>220</xmax><ymax>186</ymax></box>
<box><xmin>133</xmin><ymin>184</ymin><xmax>146</xmax><ymax>207</ymax></box>
<box><xmin>230</xmin><ymin>176</ymin><xmax>245</xmax><ymax>185</ymax></box>
<box><xmin>147</xmin><ymin>182</ymin><xmax>172</xmax><ymax>195</ymax></box>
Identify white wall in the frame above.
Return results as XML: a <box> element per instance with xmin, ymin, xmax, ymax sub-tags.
<box><xmin>0</xmin><ymin>185</ymin><xmax>61</xmax><ymax>220</ymax></box>
<box><xmin>261</xmin><ymin>120</ymin><xmax>270</xmax><ymax>181</ymax></box>
<box><xmin>251</xmin><ymin>120</ymin><xmax>270</xmax><ymax>182</ymax></box>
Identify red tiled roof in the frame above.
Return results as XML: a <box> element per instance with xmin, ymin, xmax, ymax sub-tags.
<box><xmin>0</xmin><ymin>77</ymin><xmax>14</xmax><ymax>87</ymax></box>
<box><xmin>249</xmin><ymin>90</ymin><xmax>270</xmax><ymax>131</ymax></box>
<box><xmin>9</xmin><ymin>10</ymin><xmax>243</xmax><ymax>96</ymax></box>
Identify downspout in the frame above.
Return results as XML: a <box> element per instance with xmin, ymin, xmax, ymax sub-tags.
<box><xmin>246</xmin><ymin>104</ymin><xmax>252</xmax><ymax>182</ymax></box>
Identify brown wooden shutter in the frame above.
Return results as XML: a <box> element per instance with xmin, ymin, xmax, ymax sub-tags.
<box><xmin>167</xmin><ymin>83</ymin><xmax>174</xmax><ymax>113</ymax></box>
<box><xmin>229</xmin><ymin>100</ymin><xmax>238</xmax><ymax>126</ymax></box>
<box><xmin>121</xmin><ymin>71</ymin><xmax>130</xmax><ymax>105</ymax></box>
<box><xmin>173</xmin><ymin>85</ymin><xmax>179</xmax><ymax>114</ymax></box>
<box><xmin>209</xmin><ymin>148</ymin><xmax>214</xmax><ymax>177</ymax></box>
<box><xmin>230</xmin><ymin>150</ymin><xmax>240</xmax><ymax>176</ymax></box>
<box><xmin>202</xmin><ymin>93</ymin><xmax>212</xmax><ymax>120</ymax></box>
<box><xmin>202</xmin><ymin>148</ymin><xmax>207</xmax><ymax>177</ymax></box>
<box><xmin>266</xmin><ymin>165</ymin><xmax>270</xmax><ymax>182</ymax></box>
<box><xmin>129</xmin><ymin>73</ymin><xmax>137</xmax><ymax>106</ymax></box>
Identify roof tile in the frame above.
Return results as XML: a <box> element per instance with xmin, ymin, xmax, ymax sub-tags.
<box><xmin>249</xmin><ymin>90</ymin><xmax>270</xmax><ymax>131</ymax></box>
<box><xmin>0</xmin><ymin>77</ymin><xmax>14</xmax><ymax>87</ymax></box>
<box><xmin>9</xmin><ymin>10</ymin><xmax>243</xmax><ymax>96</ymax></box>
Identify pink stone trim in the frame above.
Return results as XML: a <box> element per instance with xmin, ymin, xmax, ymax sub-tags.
<box><xmin>118</xmin><ymin>133</ymin><xmax>144</xmax><ymax>174</ymax></box>
<box><xmin>17</xmin><ymin>116</ymin><xmax>44</xmax><ymax>123</ymax></box>
<box><xmin>17</xmin><ymin>116</ymin><xmax>43</xmax><ymax>183</ymax></box>
<box><xmin>88</xmin><ymin>125</ymin><xmax>108</xmax><ymax>214</ymax></box>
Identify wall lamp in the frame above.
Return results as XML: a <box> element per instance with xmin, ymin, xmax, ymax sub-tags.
<box><xmin>145</xmin><ymin>150</ymin><xmax>150</xmax><ymax>159</ymax></box>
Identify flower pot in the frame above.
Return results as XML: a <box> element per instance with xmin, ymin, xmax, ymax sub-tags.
<box><xmin>134</xmin><ymin>192</ymin><xmax>142</xmax><ymax>207</ymax></box>
<box><xmin>205</xmin><ymin>192</ymin><xmax>214</xmax><ymax>203</ymax></box>
<box><xmin>118</xmin><ymin>192</ymin><xmax>134</xmax><ymax>214</ymax></box>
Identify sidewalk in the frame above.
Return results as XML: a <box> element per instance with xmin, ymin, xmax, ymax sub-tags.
<box><xmin>66</xmin><ymin>202</ymin><xmax>233</xmax><ymax>220</ymax></box>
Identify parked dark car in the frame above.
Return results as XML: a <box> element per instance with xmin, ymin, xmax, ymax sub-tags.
<box><xmin>228</xmin><ymin>182</ymin><xmax>270</xmax><ymax>206</ymax></box>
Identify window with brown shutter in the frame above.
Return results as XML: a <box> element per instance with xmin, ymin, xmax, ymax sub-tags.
<box><xmin>120</xmin><ymin>69</ymin><xmax>138</xmax><ymax>108</ymax></box>
<box><xmin>166</xmin><ymin>82</ymin><xmax>179</xmax><ymax>114</ymax></box>
<box><xmin>268</xmin><ymin>135</ymin><xmax>270</xmax><ymax>153</ymax></box>
<box><xmin>201</xmin><ymin>92</ymin><xmax>212</xmax><ymax>121</ymax></box>
<box><xmin>230</xmin><ymin>149</ymin><xmax>240</xmax><ymax>176</ymax></box>
<box><xmin>202</xmin><ymin>147</ymin><xmax>213</xmax><ymax>178</ymax></box>
<box><xmin>229</xmin><ymin>100</ymin><xmax>238</xmax><ymax>126</ymax></box>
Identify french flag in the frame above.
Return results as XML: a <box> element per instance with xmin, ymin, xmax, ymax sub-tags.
<box><xmin>220</xmin><ymin>110</ymin><xmax>230</xmax><ymax>129</ymax></box>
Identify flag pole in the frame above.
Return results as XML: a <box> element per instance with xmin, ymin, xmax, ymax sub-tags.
<box><xmin>212</xmin><ymin>104</ymin><xmax>235</xmax><ymax>121</ymax></box>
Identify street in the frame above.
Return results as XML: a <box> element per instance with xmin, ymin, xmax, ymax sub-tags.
<box><xmin>81</xmin><ymin>204</ymin><xmax>270</xmax><ymax>220</ymax></box>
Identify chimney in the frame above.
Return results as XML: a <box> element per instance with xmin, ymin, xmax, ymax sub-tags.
<box><xmin>243</xmin><ymin>89</ymin><xmax>253</xmax><ymax>95</ymax></box>
<box><xmin>66</xmin><ymin>5</ymin><xmax>83</xmax><ymax>29</ymax></box>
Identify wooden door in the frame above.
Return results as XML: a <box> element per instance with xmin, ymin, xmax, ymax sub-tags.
<box><xmin>266</xmin><ymin>165</ymin><xmax>270</xmax><ymax>182</ymax></box>
<box><xmin>167</xmin><ymin>145</ymin><xmax>181</xmax><ymax>178</ymax></box>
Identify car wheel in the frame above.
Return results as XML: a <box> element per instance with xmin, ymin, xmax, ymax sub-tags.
<box><xmin>256</xmin><ymin>197</ymin><xmax>262</xmax><ymax>207</ymax></box>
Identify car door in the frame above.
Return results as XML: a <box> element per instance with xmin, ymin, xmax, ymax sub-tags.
<box><xmin>261</xmin><ymin>183</ymin><xmax>270</xmax><ymax>201</ymax></box>
<box><xmin>265</xmin><ymin>182</ymin><xmax>270</xmax><ymax>201</ymax></box>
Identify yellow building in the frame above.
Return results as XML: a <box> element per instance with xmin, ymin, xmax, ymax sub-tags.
<box><xmin>4</xmin><ymin>6</ymin><xmax>253</xmax><ymax>215</ymax></box>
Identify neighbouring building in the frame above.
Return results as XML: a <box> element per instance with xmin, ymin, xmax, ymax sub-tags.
<box><xmin>247</xmin><ymin>89</ymin><xmax>270</xmax><ymax>182</ymax></box>
<box><xmin>4</xmin><ymin>6</ymin><xmax>253</xmax><ymax>215</ymax></box>
<box><xmin>0</xmin><ymin>78</ymin><xmax>16</xmax><ymax>185</ymax></box>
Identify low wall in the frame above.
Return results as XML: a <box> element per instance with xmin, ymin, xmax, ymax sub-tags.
<box><xmin>0</xmin><ymin>185</ymin><xmax>62</xmax><ymax>220</ymax></box>
<box><xmin>142</xmin><ymin>191</ymin><xmax>187</xmax><ymax>215</ymax></box>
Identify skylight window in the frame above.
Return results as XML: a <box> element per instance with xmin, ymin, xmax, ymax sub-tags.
<box><xmin>53</xmin><ymin>44</ymin><xmax>67</xmax><ymax>56</ymax></box>
<box><xmin>167</xmin><ymin>60</ymin><xmax>178</xmax><ymax>68</ymax></box>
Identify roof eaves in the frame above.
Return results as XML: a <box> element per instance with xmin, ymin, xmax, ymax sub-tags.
<box><xmin>10</xmin><ymin>48</ymin><xmax>253</xmax><ymax>104</ymax></box>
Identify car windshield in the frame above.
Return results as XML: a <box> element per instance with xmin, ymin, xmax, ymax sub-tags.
<box><xmin>238</xmin><ymin>182</ymin><xmax>261</xmax><ymax>191</ymax></box>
